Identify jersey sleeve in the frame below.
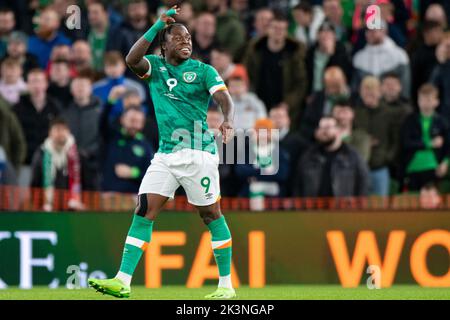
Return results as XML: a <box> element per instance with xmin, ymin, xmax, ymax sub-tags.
<box><xmin>204</xmin><ymin>65</ymin><xmax>227</xmax><ymax>95</ymax></box>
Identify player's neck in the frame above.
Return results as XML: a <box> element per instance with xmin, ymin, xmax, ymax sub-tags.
<box><xmin>165</xmin><ymin>55</ymin><xmax>189</xmax><ymax>66</ymax></box>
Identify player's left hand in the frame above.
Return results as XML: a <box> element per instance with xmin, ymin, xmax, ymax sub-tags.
<box><xmin>161</xmin><ymin>5</ymin><xmax>180</xmax><ymax>25</ymax></box>
<box><xmin>219</xmin><ymin>121</ymin><xmax>234</xmax><ymax>144</ymax></box>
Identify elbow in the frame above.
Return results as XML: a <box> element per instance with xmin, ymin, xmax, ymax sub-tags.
<box><xmin>125</xmin><ymin>53</ymin><xmax>134</xmax><ymax>67</ymax></box>
<box><xmin>125</xmin><ymin>52</ymin><xmax>137</xmax><ymax>67</ymax></box>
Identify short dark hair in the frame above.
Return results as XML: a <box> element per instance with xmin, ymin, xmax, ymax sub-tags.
<box><xmin>49</xmin><ymin>118</ymin><xmax>69</xmax><ymax>129</ymax></box>
<box><xmin>293</xmin><ymin>2</ymin><xmax>312</xmax><ymax>13</ymax></box>
<box><xmin>418</xmin><ymin>83</ymin><xmax>439</xmax><ymax>97</ymax></box>
<box><xmin>0</xmin><ymin>6</ymin><xmax>13</xmax><ymax>14</ymax></box>
<box><xmin>271</xmin><ymin>10</ymin><xmax>288</xmax><ymax>23</ymax></box>
<box><xmin>123</xmin><ymin>105</ymin><xmax>145</xmax><ymax>116</ymax></box>
<box><xmin>104</xmin><ymin>51</ymin><xmax>124</xmax><ymax>66</ymax></box>
<box><xmin>212</xmin><ymin>46</ymin><xmax>232</xmax><ymax>57</ymax></box>
<box><xmin>26</xmin><ymin>68</ymin><xmax>46</xmax><ymax>81</ymax></box>
<box><xmin>381</xmin><ymin>71</ymin><xmax>401</xmax><ymax>82</ymax></box>
<box><xmin>74</xmin><ymin>68</ymin><xmax>95</xmax><ymax>82</ymax></box>
<box><xmin>333</xmin><ymin>97</ymin><xmax>352</xmax><ymax>108</ymax></box>
<box><xmin>87</xmin><ymin>0</ymin><xmax>108</xmax><ymax>12</ymax></box>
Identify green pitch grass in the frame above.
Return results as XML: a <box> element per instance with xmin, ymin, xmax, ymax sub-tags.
<box><xmin>1</xmin><ymin>285</ymin><xmax>449</xmax><ymax>300</ymax></box>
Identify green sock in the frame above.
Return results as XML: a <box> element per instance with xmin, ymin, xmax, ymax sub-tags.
<box><xmin>207</xmin><ymin>215</ymin><xmax>232</xmax><ymax>280</ymax></box>
<box><xmin>116</xmin><ymin>214</ymin><xmax>153</xmax><ymax>285</ymax></box>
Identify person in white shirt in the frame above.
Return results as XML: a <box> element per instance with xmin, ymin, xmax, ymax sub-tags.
<box><xmin>0</xmin><ymin>57</ymin><xmax>27</xmax><ymax>105</ymax></box>
<box><xmin>227</xmin><ymin>75</ymin><xmax>267</xmax><ymax>131</ymax></box>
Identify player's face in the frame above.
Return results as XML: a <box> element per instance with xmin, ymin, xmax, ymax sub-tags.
<box><xmin>166</xmin><ymin>26</ymin><xmax>192</xmax><ymax>60</ymax></box>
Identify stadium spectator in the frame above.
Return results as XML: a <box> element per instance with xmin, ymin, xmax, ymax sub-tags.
<box><xmin>425</xmin><ymin>3</ymin><xmax>448</xmax><ymax>29</ymax></box>
<box><xmin>270</xmin><ymin>105</ymin><xmax>310</xmax><ymax>196</ymax></box>
<box><xmin>0</xmin><ymin>7</ymin><xmax>16</xmax><ymax>58</ymax></box>
<box><xmin>400</xmin><ymin>84</ymin><xmax>449</xmax><ymax>192</ymax></box>
<box><xmin>62</xmin><ymin>74</ymin><xmax>101</xmax><ymax>191</ymax></box>
<box><xmin>27</xmin><ymin>7</ymin><xmax>72</xmax><ymax>69</ymax></box>
<box><xmin>430</xmin><ymin>34</ymin><xmax>450</xmax><ymax>120</ymax></box>
<box><xmin>210</xmin><ymin>47</ymin><xmax>248</xmax><ymax>83</ymax></box>
<box><xmin>251</xmin><ymin>7</ymin><xmax>274</xmax><ymax>39</ymax></box>
<box><xmin>291</xmin><ymin>2</ymin><xmax>324</xmax><ymax>48</ymax></box>
<box><xmin>244</xmin><ymin>13</ymin><xmax>307</xmax><ymax>127</ymax></box>
<box><xmin>354</xmin><ymin>76</ymin><xmax>405</xmax><ymax>196</ymax></box>
<box><xmin>47</xmin><ymin>59</ymin><xmax>73</xmax><ymax>108</ymax></box>
<box><xmin>228</xmin><ymin>75</ymin><xmax>266</xmax><ymax>130</ymax></box>
<box><xmin>352</xmin><ymin>0</ymin><xmax>407</xmax><ymax>52</ymax></box>
<box><xmin>235</xmin><ymin>118</ymin><xmax>289</xmax><ymax>206</ymax></box>
<box><xmin>301</xmin><ymin>66</ymin><xmax>350</xmax><ymax>141</ymax></box>
<box><xmin>332</xmin><ymin>98</ymin><xmax>371</xmax><ymax>163</ymax></box>
<box><xmin>0</xmin><ymin>95</ymin><xmax>26</xmax><ymax>170</ymax></box>
<box><xmin>108</xmin><ymin>85</ymin><xmax>159</xmax><ymax>151</ymax></box>
<box><xmin>30</xmin><ymin>118</ymin><xmax>83</xmax><ymax>211</ymax></box>
<box><xmin>87</xmin><ymin>0</ymin><xmax>114</xmax><ymax>71</ymax></box>
<box><xmin>322</xmin><ymin>0</ymin><xmax>348</xmax><ymax>43</ymax></box>
<box><xmin>107</xmin><ymin>0</ymin><xmax>153</xmax><ymax>58</ymax></box>
<box><xmin>92</xmin><ymin>51</ymin><xmax>145</xmax><ymax>120</ymax></box>
<box><xmin>419</xmin><ymin>182</ymin><xmax>442</xmax><ymax>209</ymax></box>
<box><xmin>295</xmin><ymin>116</ymin><xmax>369</xmax><ymax>197</ymax></box>
<box><xmin>0</xmin><ymin>57</ymin><xmax>27</xmax><ymax>105</ymax></box>
<box><xmin>204</xmin><ymin>0</ymin><xmax>246</xmax><ymax>57</ymax></box>
<box><xmin>192</xmin><ymin>12</ymin><xmax>219</xmax><ymax>63</ymax></box>
<box><xmin>13</xmin><ymin>69</ymin><xmax>61</xmax><ymax>168</ymax></box>
<box><xmin>71</xmin><ymin>40</ymin><xmax>93</xmax><ymax>74</ymax></box>
<box><xmin>353</xmin><ymin>21</ymin><xmax>411</xmax><ymax>99</ymax></box>
<box><xmin>380</xmin><ymin>72</ymin><xmax>412</xmax><ymax>115</ymax></box>
<box><xmin>1</xmin><ymin>31</ymin><xmax>39</xmax><ymax>78</ymax></box>
<box><xmin>99</xmin><ymin>86</ymin><xmax>153</xmax><ymax>193</ymax></box>
<box><xmin>305</xmin><ymin>21</ymin><xmax>352</xmax><ymax>95</ymax></box>
<box><xmin>410</xmin><ymin>21</ymin><xmax>443</xmax><ymax>105</ymax></box>
<box><xmin>46</xmin><ymin>44</ymin><xmax>75</xmax><ymax>76</ymax></box>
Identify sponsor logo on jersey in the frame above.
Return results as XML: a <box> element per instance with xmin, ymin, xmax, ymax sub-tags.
<box><xmin>215</xmin><ymin>76</ymin><xmax>223</xmax><ymax>82</ymax></box>
<box><xmin>159</xmin><ymin>67</ymin><xmax>167</xmax><ymax>72</ymax></box>
<box><xmin>183</xmin><ymin>72</ymin><xmax>197</xmax><ymax>83</ymax></box>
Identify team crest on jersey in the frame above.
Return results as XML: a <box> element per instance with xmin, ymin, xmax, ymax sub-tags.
<box><xmin>183</xmin><ymin>72</ymin><xmax>197</xmax><ymax>83</ymax></box>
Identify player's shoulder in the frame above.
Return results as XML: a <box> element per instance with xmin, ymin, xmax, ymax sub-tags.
<box><xmin>189</xmin><ymin>58</ymin><xmax>216</xmax><ymax>73</ymax></box>
<box><xmin>144</xmin><ymin>54</ymin><xmax>164</xmax><ymax>65</ymax></box>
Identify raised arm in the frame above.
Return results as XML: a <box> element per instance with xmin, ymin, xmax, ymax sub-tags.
<box><xmin>125</xmin><ymin>6</ymin><xmax>179</xmax><ymax>77</ymax></box>
<box><xmin>212</xmin><ymin>89</ymin><xmax>235</xmax><ymax>144</ymax></box>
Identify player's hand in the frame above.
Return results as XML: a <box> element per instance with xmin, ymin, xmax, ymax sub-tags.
<box><xmin>109</xmin><ymin>85</ymin><xmax>127</xmax><ymax>102</ymax></box>
<box><xmin>160</xmin><ymin>5</ymin><xmax>180</xmax><ymax>25</ymax></box>
<box><xmin>219</xmin><ymin>121</ymin><xmax>234</xmax><ymax>144</ymax></box>
<box><xmin>115</xmin><ymin>164</ymin><xmax>132</xmax><ymax>178</ymax></box>
<box><xmin>432</xmin><ymin>136</ymin><xmax>444</xmax><ymax>149</ymax></box>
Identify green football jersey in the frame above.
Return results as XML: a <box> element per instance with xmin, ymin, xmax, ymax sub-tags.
<box><xmin>143</xmin><ymin>54</ymin><xmax>227</xmax><ymax>154</ymax></box>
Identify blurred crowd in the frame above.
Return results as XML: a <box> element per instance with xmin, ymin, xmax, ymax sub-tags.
<box><xmin>0</xmin><ymin>0</ymin><xmax>450</xmax><ymax>210</ymax></box>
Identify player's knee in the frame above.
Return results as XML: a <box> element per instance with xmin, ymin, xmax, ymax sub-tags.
<box><xmin>135</xmin><ymin>194</ymin><xmax>150</xmax><ymax>217</ymax></box>
<box><xmin>199</xmin><ymin>207</ymin><xmax>221</xmax><ymax>225</ymax></box>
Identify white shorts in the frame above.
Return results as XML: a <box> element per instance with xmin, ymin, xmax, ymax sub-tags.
<box><xmin>138</xmin><ymin>149</ymin><xmax>221</xmax><ymax>206</ymax></box>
